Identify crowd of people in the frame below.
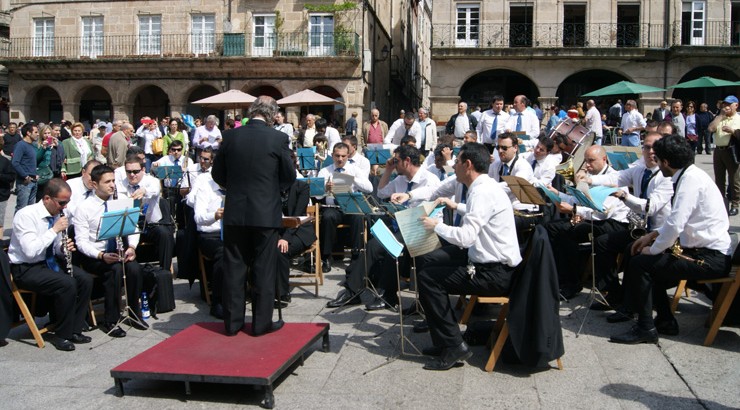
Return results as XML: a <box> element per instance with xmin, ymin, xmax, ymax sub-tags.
<box><xmin>0</xmin><ymin>93</ymin><xmax>737</xmax><ymax>374</ymax></box>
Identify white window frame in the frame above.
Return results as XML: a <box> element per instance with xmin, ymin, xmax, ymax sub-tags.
<box><xmin>252</xmin><ymin>14</ymin><xmax>276</xmax><ymax>56</ymax></box>
<box><xmin>138</xmin><ymin>15</ymin><xmax>162</xmax><ymax>55</ymax></box>
<box><xmin>191</xmin><ymin>14</ymin><xmax>216</xmax><ymax>55</ymax></box>
<box><xmin>33</xmin><ymin>18</ymin><xmax>55</xmax><ymax>57</ymax></box>
<box><xmin>686</xmin><ymin>1</ymin><xmax>705</xmax><ymax>45</ymax></box>
<box><xmin>456</xmin><ymin>3</ymin><xmax>480</xmax><ymax>47</ymax></box>
<box><xmin>308</xmin><ymin>13</ymin><xmax>334</xmax><ymax>56</ymax></box>
<box><xmin>81</xmin><ymin>16</ymin><xmax>104</xmax><ymax>58</ymax></box>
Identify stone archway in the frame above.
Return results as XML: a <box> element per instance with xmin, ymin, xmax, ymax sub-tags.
<box><xmin>28</xmin><ymin>86</ymin><xmax>63</xmax><ymax>123</ymax></box>
<box><xmin>246</xmin><ymin>85</ymin><xmax>283</xmax><ymax>100</ymax></box>
<box><xmin>78</xmin><ymin>85</ymin><xmax>112</xmax><ymax>125</ymax></box>
<box><xmin>670</xmin><ymin>66</ymin><xmax>740</xmax><ymax>107</ymax></box>
<box><xmin>309</xmin><ymin>85</ymin><xmax>345</xmax><ymax>127</ymax></box>
<box><xmin>186</xmin><ymin>85</ymin><xmax>221</xmax><ymax>123</ymax></box>
<box><xmin>459</xmin><ymin>69</ymin><xmax>540</xmax><ymax>109</ymax></box>
<box><xmin>132</xmin><ymin>85</ymin><xmax>170</xmax><ymax>122</ymax></box>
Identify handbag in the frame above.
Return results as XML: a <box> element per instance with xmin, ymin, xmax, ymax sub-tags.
<box><xmin>152</xmin><ymin>138</ymin><xmax>164</xmax><ymax>155</ymax></box>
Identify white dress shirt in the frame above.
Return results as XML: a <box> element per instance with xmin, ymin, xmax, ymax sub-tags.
<box><xmin>585</xmin><ymin>106</ymin><xmax>603</xmax><ymax>139</ymax></box>
<box><xmin>520</xmin><ymin>151</ymin><xmax>557</xmax><ymax>187</ymax></box>
<box><xmin>74</xmin><ymin>194</ymin><xmax>140</xmax><ymax>258</ymax></box>
<box><xmin>154</xmin><ymin>154</ymin><xmax>189</xmax><ymax>187</ymax></box>
<box><xmin>476</xmin><ymin>109</ymin><xmax>509</xmax><ymax>144</ymax></box>
<box><xmin>66</xmin><ymin>176</ymin><xmax>95</xmax><ymax>224</ymax></box>
<box><xmin>417</xmin><ymin>118</ymin><xmax>438</xmax><ymax>151</ymax></box>
<box><xmin>8</xmin><ymin>201</ymin><xmax>62</xmax><ymax>264</ymax></box>
<box><xmin>377</xmin><ymin>167</ymin><xmax>441</xmax><ymax>208</ymax></box>
<box><xmin>194</xmin><ymin>125</ymin><xmax>222</xmax><ymax>150</ymax></box>
<box><xmin>115</xmin><ymin>174</ymin><xmax>163</xmax><ymax>223</ymax></box>
<box><xmin>620</xmin><ymin>110</ymin><xmax>647</xmax><ymax>136</ymax></box>
<box><xmin>489</xmin><ymin>156</ymin><xmax>537</xmax><ymax>211</ymax></box>
<box><xmin>326</xmin><ymin>126</ymin><xmax>342</xmax><ymax>152</ymax></box>
<box><xmin>316</xmin><ymin>162</ymin><xmax>373</xmax><ymax>205</ymax></box>
<box><xmin>192</xmin><ymin>173</ymin><xmax>224</xmax><ymax>233</ymax></box>
<box><xmin>590</xmin><ymin>163</ymin><xmax>673</xmax><ymax>230</ymax></box>
<box><xmin>180</xmin><ymin>162</ymin><xmax>212</xmax><ymax>190</ymax></box>
<box><xmin>505</xmin><ymin>110</ymin><xmax>540</xmax><ymax>139</ymax></box>
<box><xmin>649</xmin><ymin>165</ymin><xmax>731</xmax><ymax>255</ymax></box>
<box><xmin>433</xmin><ymin>174</ymin><xmax>522</xmax><ymax>267</ymax></box>
<box><xmin>386</xmin><ymin>120</ymin><xmax>422</xmax><ymax>146</ymax></box>
<box><xmin>347</xmin><ymin>152</ymin><xmax>371</xmax><ymax>177</ymax></box>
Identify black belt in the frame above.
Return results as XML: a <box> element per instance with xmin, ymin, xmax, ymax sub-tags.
<box><xmin>473</xmin><ymin>262</ymin><xmax>502</xmax><ymax>270</ymax></box>
<box><xmin>715</xmin><ymin>145</ymin><xmax>730</xmax><ymax>150</ymax></box>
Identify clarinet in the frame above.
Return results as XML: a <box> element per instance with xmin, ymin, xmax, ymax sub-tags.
<box><xmin>112</xmin><ymin>185</ymin><xmax>125</xmax><ymax>261</ymax></box>
<box><xmin>60</xmin><ymin>210</ymin><xmax>73</xmax><ymax>277</ymax></box>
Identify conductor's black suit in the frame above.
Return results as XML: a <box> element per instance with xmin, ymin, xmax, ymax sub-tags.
<box><xmin>212</xmin><ymin>118</ymin><xmax>296</xmax><ymax>336</ymax></box>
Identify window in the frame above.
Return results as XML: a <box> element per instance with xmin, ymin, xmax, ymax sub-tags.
<box><xmin>682</xmin><ymin>1</ymin><xmax>705</xmax><ymax>45</ymax></box>
<box><xmin>139</xmin><ymin>15</ymin><xmax>162</xmax><ymax>55</ymax></box>
<box><xmin>81</xmin><ymin>16</ymin><xmax>104</xmax><ymax>58</ymax></box>
<box><xmin>309</xmin><ymin>14</ymin><xmax>334</xmax><ymax>56</ymax></box>
<box><xmin>456</xmin><ymin>4</ymin><xmax>479</xmax><ymax>47</ymax></box>
<box><xmin>253</xmin><ymin>15</ymin><xmax>276</xmax><ymax>56</ymax></box>
<box><xmin>510</xmin><ymin>5</ymin><xmax>533</xmax><ymax>47</ymax></box>
<box><xmin>616</xmin><ymin>5</ymin><xmax>640</xmax><ymax>47</ymax></box>
<box><xmin>563</xmin><ymin>4</ymin><xmax>586</xmax><ymax>47</ymax></box>
<box><xmin>33</xmin><ymin>18</ymin><xmax>54</xmax><ymax>57</ymax></box>
<box><xmin>191</xmin><ymin>14</ymin><xmax>215</xmax><ymax>54</ymax></box>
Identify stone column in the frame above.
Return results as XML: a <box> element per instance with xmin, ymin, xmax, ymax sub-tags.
<box><xmin>62</xmin><ymin>102</ymin><xmax>80</xmax><ymax>122</ymax></box>
<box><xmin>169</xmin><ymin>103</ymin><xmax>187</xmax><ymax>119</ymax></box>
<box><xmin>111</xmin><ymin>103</ymin><xmax>132</xmax><ymax>122</ymax></box>
<box><xmin>9</xmin><ymin>104</ymin><xmax>30</xmax><ymax>124</ymax></box>
<box><xmin>429</xmin><ymin>95</ymin><xmax>461</xmax><ymax>127</ymax></box>
<box><xmin>639</xmin><ymin>97</ymin><xmax>666</xmax><ymax>118</ymax></box>
<box><xmin>538</xmin><ymin>96</ymin><xmax>558</xmax><ymax>128</ymax></box>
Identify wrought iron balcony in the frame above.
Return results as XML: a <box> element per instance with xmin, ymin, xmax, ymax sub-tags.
<box><xmin>433</xmin><ymin>21</ymin><xmax>740</xmax><ymax>50</ymax></box>
<box><xmin>0</xmin><ymin>31</ymin><xmax>360</xmax><ymax>61</ymax></box>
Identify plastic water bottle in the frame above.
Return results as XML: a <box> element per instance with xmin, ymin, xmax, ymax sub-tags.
<box><xmin>141</xmin><ymin>292</ymin><xmax>151</xmax><ymax>319</ymax></box>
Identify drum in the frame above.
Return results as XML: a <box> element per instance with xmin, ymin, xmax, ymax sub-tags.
<box><xmin>551</xmin><ymin>118</ymin><xmax>591</xmax><ymax>156</ymax></box>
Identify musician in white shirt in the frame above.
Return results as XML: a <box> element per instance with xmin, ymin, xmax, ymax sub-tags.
<box><xmin>74</xmin><ymin>165</ymin><xmax>145</xmax><ymax>338</ymax></box>
<box><xmin>66</xmin><ymin>159</ymin><xmax>101</xmax><ymax>223</ymax></box>
<box><xmin>341</xmin><ymin>136</ymin><xmax>370</xmax><ymax>178</ymax></box>
<box><xmin>386</xmin><ymin>112</ymin><xmax>422</xmax><ymax>146</ymax></box>
<box><xmin>520</xmin><ymin>136</ymin><xmax>557</xmax><ymax>187</ymax></box>
<box><xmin>612</xmin><ymin>134</ymin><xmax>731</xmax><ymax>344</ymax></box>
<box><xmin>180</xmin><ymin>146</ymin><xmax>214</xmax><ymax>194</ymax></box>
<box><xmin>315</xmin><ymin>143</ymin><xmax>373</xmax><ymax>270</ymax></box>
<box><xmin>505</xmin><ymin>95</ymin><xmax>540</xmax><ymax>140</ymax></box>
<box><xmin>476</xmin><ymin>95</ymin><xmax>509</xmax><ymax>152</ymax></box>
<box><xmin>192</xmin><ymin>172</ymin><xmax>225</xmax><ymax>319</ymax></box>
<box><xmin>8</xmin><ymin>178</ymin><xmax>93</xmax><ymax>350</ymax></box>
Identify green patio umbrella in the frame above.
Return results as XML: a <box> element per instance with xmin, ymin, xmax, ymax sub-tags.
<box><xmin>581</xmin><ymin>81</ymin><xmax>665</xmax><ymax>97</ymax></box>
<box><xmin>668</xmin><ymin>76</ymin><xmax>738</xmax><ymax>89</ymax></box>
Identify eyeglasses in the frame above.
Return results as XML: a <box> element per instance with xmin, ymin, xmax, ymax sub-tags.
<box><xmin>52</xmin><ymin>198</ymin><xmax>69</xmax><ymax>206</ymax></box>
<box><xmin>125</xmin><ymin>169</ymin><xmax>143</xmax><ymax>175</ymax></box>
<box><xmin>642</xmin><ymin>144</ymin><xmax>653</xmax><ymax>150</ymax></box>
<box><xmin>496</xmin><ymin>145</ymin><xmax>514</xmax><ymax>150</ymax></box>
<box><xmin>199</xmin><ymin>157</ymin><xmax>212</xmax><ymax>162</ymax></box>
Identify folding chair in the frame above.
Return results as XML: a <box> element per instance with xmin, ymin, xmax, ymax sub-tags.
<box><xmin>289</xmin><ymin>205</ymin><xmax>323</xmax><ymax>296</ymax></box>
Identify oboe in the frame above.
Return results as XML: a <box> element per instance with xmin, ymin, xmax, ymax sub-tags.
<box><xmin>60</xmin><ymin>210</ymin><xmax>73</xmax><ymax>277</ymax></box>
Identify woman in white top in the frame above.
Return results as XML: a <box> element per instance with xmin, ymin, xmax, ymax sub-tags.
<box><xmin>135</xmin><ymin>117</ymin><xmax>162</xmax><ymax>173</ymax></box>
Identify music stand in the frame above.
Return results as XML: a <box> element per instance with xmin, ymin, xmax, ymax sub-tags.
<box><xmin>96</xmin><ymin>206</ymin><xmax>146</xmax><ymax>334</ymax></box>
<box><xmin>297</xmin><ymin>177</ymin><xmax>326</xmax><ymax>197</ymax></box>
<box><xmin>364</xmin><ymin>148</ymin><xmax>391</xmax><ymax>165</ymax></box>
<box><xmin>297</xmin><ymin>147</ymin><xmax>317</xmax><ymax>171</ymax></box>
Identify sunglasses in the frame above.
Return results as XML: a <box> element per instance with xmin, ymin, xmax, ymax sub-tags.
<box><xmin>170</xmin><ymin>148</ymin><xmax>182</xmax><ymax>152</ymax></box>
<box><xmin>125</xmin><ymin>169</ymin><xmax>143</xmax><ymax>175</ymax></box>
<box><xmin>496</xmin><ymin>145</ymin><xmax>514</xmax><ymax>150</ymax></box>
<box><xmin>199</xmin><ymin>157</ymin><xmax>212</xmax><ymax>162</ymax></box>
<box><xmin>52</xmin><ymin>198</ymin><xmax>70</xmax><ymax>206</ymax></box>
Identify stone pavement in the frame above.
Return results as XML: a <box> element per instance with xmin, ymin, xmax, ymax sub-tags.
<box><xmin>1</xmin><ymin>153</ymin><xmax>738</xmax><ymax>409</ymax></box>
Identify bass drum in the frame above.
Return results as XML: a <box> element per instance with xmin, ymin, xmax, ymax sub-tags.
<box><xmin>551</xmin><ymin>117</ymin><xmax>591</xmax><ymax>156</ymax></box>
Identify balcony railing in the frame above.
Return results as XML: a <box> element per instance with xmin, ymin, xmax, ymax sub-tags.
<box><xmin>0</xmin><ymin>31</ymin><xmax>360</xmax><ymax>60</ymax></box>
<box><xmin>433</xmin><ymin>21</ymin><xmax>740</xmax><ymax>49</ymax></box>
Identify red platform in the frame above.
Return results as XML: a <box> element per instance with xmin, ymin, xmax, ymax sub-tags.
<box><xmin>111</xmin><ymin>322</ymin><xmax>330</xmax><ymax>408</ymax></box>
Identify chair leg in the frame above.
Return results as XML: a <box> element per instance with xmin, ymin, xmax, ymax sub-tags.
<box><xmin>671</xmin><ymin>280</ymin><xmax>687</xmax><ymax>314</ymax></box>
<box><xmin>704</xmin><ymin>280</ymin><xmax>740</xmax><ymax>346</ymax></box>
<box><xmin>198</xmin><ymin>251</ymin><xmax>212</xmax><ymax>306</ymax></box>
<box><xmin>459</xmin><ymin>295</ymin><xmax>478</xmax><ymax>325</ymax></box>
<box><xmin>88</xmin><ymin>301</ymin><xmax>97</xmax><ymax>328</ymax></box>
<box><xmin>556</xmin><ymin>358</ymin><xmax>564</xmax><ymax>370</ymax></box>
<box><xmin>11</xmin><ymin>287</ymin><xmax>45</xmax><ymax>348</ymax></box>
<box><xmin>485</xmin><ymin>321</ymin><xmax>509</xmax><ymax>372</ymax></box>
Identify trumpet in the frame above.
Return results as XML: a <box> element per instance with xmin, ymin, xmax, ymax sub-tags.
<box><xmin>60</xmin><ymin>210</ymin><xmax>73</xmax><ymax>277</ymax></box>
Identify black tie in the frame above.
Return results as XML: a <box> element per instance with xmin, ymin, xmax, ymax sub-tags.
<box><xmin>531</xmin><ymin>158</ymin><xmax>537</xmax><ymax>170</ymax></box>
<box><xmin>454</xmin><ymin>184</ymin><xmax>468</xmax><ymax>226</ymax></box>
<box><xmin>640</xmin><ymin>169</ymin><xmax>652</xmax><ymax>199</ymax></box>
<box><xmin>103</xmin><ymin>201</ymin><xmax>117</xmax><ymax>253</ymax></box>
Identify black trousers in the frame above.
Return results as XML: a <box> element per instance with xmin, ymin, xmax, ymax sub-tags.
<box><xmin>198</xmin><ymin>232</ymin><xmax>224</xmax><ymax>305</ymax></box>
<box><xmin>593</xmin><ymin>229</ymin><xmax>633</xmax><ymax>295</ymax></box>
<box><xmin>418</xmin><ymin>261</ymin><xmax>515</xmax><ymax>348</ymax></box>
<box><xmin>80</xmin><ymin>256</ymin><xmax>143</xmax><ymax>324</ymax></box>
<box><xmin>319</xmin><ymin>207</ymin><xmax>363</xmax><ymax>259</ymax></box>
<box><xmin>277</xmin><ymin>236</ymin><xmax>307</xmax><ymax>298</ymax></box>
<box><xmin>624</xmin><ymin>248</ymin><xmax>730</xmax><ymax>329</ymax></box>
<box><xmin>415</xmin><ymin>244</ymin><xmax>468</xmax><ymax>272</ymax></box>
<box><xmin>344</xmin><ymin>231</ymin><xmax>408</xmax><ymax>305</ymax></box>
<box><xmin>12</xmin><ymin>262</ymin><xmax>93</xmax><ymax>339</ymax></box>
<box><xmin>222</xmin><ymin>225</ymin><xmax>278</xmax><ymax>335</ymax></box>
<box><xmin>141</xmin><ymin>224</ymin><xmax>174</xmax><ymax>270</ymax></box>
<box><xmin>544</xmin><ymin>219</ymin><xmax>628</xmax><ymax>289</ymax></box>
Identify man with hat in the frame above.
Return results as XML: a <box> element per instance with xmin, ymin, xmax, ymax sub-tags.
<box><xmin>709</xmin><ymin>95</ymin><xmax>740</xmax><ymax>215</ymax></box>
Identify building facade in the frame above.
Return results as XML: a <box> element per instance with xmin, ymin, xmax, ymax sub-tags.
<box><xmin>0</xmin><ymin>0</ymin><xmax>428</xmax><ymax>128</ymax></box>
<box><xmin>430</xmin><ymin>0</ymin><xmax>740</xmax><ymax>122</ymax></box>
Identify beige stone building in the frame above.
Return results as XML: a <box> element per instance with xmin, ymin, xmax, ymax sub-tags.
<box><xmin>430</xmin><ymin>0</ymin><xmax>740</xmax><ymax>123</ymax></box>
<box><xmin>0</xmin><ymin>0</ymin><xmax>430</xmax><ymax>128</ymax></box>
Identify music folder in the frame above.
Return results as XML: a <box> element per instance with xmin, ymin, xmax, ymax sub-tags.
<box><xmin>297</xmin><ymin>177</ymin><xmax>326</xmax><ymax>196</ymax></box>
<box><xmin>297</xmin><ymin>147</ymin><xmax>317</xmax><ymax>170</ymax></box>
<box><xmin>370</xmin><ymin>219</ymin><xmax>403</xmax><ymax>258</ymax></box>
<box><xmin>97</xmin><ymin>205</ymin><xmax>141</xmax><ymax>242</ymax></box>
<box><xmin>565</xmin><ymin>183</ymin><xmax>618</xmax><ymax>213</ymax></box>
<box><xmin>154</xmin><ymin>165</ymin><xmax>183</xmax><ymax>181</ymax></box>
<box><xmin>334</xmin><ymin>192</ymin><xmax>375</xmax><ymax>215</ymax></box>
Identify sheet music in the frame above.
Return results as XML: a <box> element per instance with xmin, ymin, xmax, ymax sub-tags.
<box><xmin>332</xmin><ymin>172</ymin><xmax>354</xmax><ymax>194</ymax></box>
<box><xmin>395</xmin><ymin>205</ymin><xmax>441</xmax><ymax>258</ymax></box>
<box><xmin>535</xmin><ymin>182</ymin><xmax>562</xmax><ymax>204</ymax></box>
<box><xmin>107</xmin><ymin>198</ymin><xmax>134</xmax><ymax>211</ymax></box>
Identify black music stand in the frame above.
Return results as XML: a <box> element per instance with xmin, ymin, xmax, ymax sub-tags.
<box><xmin>96</xmin><ymin>206</ymin><xmax>146</xmax><ymax>335</ymax></box>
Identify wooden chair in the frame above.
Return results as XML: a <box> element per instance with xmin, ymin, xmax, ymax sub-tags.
<box><xmin>10</xmin><ymin>275</ymin><xmax>49</xmax><ymax>348</ymax></box>
<box><xmin>289</xmin><ymin>204</ymin><xmax>323</xmax><ymax>296</ymax></box>
<box><xmin>197</xmin><ymin>249</ymin><xmax>212</xmax><ymax>306</ymax></box>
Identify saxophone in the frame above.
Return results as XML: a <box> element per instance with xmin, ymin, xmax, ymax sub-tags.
<box><xmin>60</xmin><ymin>210</ymin><xmax>73</xmax><ymax>277</ymax></box>
<box><xmin>670</xmin><ymin>240</ymin><xmax>707</xmax><ymax>266</ymax></box>
<box><xmin>627</xmin><ymin>199</ymin><xmax>649</xmax><ymax>240</ymax></box>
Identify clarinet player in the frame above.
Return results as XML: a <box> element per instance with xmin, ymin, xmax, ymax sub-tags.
<box><xmin>8</xmin><ymin>178</ymin><xmax>93</xmax><ymax>351</ymax></box>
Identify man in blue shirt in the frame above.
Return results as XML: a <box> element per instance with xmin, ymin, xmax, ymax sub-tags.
<box><xmin>12</xmin><ymin>123</ymin><xmax>39</xmax><ymax>213</ymax></box>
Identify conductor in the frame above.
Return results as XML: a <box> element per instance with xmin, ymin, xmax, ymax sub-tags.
<box><xmin>212</xmin><ymin>96</ymin><xmax>296</xmax><ymax>336</ymax></box>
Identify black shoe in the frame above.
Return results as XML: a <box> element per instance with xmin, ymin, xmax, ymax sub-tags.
<box><xmin>730</xmin><ymin>208</ymin><xmax>739</xmax><ymax>217</ymax></box>
<box><xmin>606</xmin><ymin>309</ymin><xmax>635</xmax><ymax>323</ymax></box>
<box><xmin>253</xmin><ymin>320</ymin><xmax>285</xmax><ymax>336</ymax></box>
<box><xmin>274</xmin><ymin>299</ymin><xmax>289</xmax><ymax>309</ymax></box>
<box><xmin>422</xmin><ymin>345</ymin><xmax>443</xmax><ymax>356</ymax></box>
<box><xmin>0</xmin><ymin>339</ymin><xmax>7</xmax><ymax>347</ymax></box>
<box><xmin>210</xmin><ymin>303</ymin><xmax>224</xmax><ymax>319</ymax></box>
<box><xmin>413</xmin><ymin>320</ymin><xmax>429</xmax><ymax>333</ymax></box>
<box><xmin>654</xmin><ymin>316</ymin><xmax>679</xmax><ymax>336</ymax></box>
<box><xmin>321</xmin><ymin>259</ymin><xmax>332</xmax><ymax>272</ymax></box>
<box><xmin>365</xmin><ymin>297</ymin><xmax>395</xmax><ymax>311</ymax></box>
<box><xmin>610</xmin><ymin>325</ymin><xmax>658</xmax><ymax>344</ymax></box>
<box><xmin>590</xmin><ymin>293</ymin><xmax>622</xmax><ymax>311</ymax></box>
<box><xmin>560</xmin><ymin>285</ymin><xmax>583</xmax><ymax>300</ymax></box>
<box><xmin>124</xmin><ymin>316</ymin><xmax>149</xmax><ymax>331</ymax></box>
<box><xmin>70</xmin><ymin>333</ymin><xmax>92</xmax><ymax>344</ymax></box>
<box><xmin>101</xmin><ymin>323</ymin><xmax>127</xmax><ymax>338</ymax></box>
<box><xmin>423</xmin><ymin>341</ymin><xmax>473</xmax><ymax>370</ymax></box>
<box><xmin>326</xmin><ymin>289</ymin><xmax>361</xmax><ymax>308</ymax></box>
<box><xmin>49</xmin><ymin>336</ymin><xmax>75</xmax><ymax>352</ymax></box>
<box><xmin>402</xmin><ymin>304</ymin><xmax>422</xmax><ymax>317</ymax></box>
